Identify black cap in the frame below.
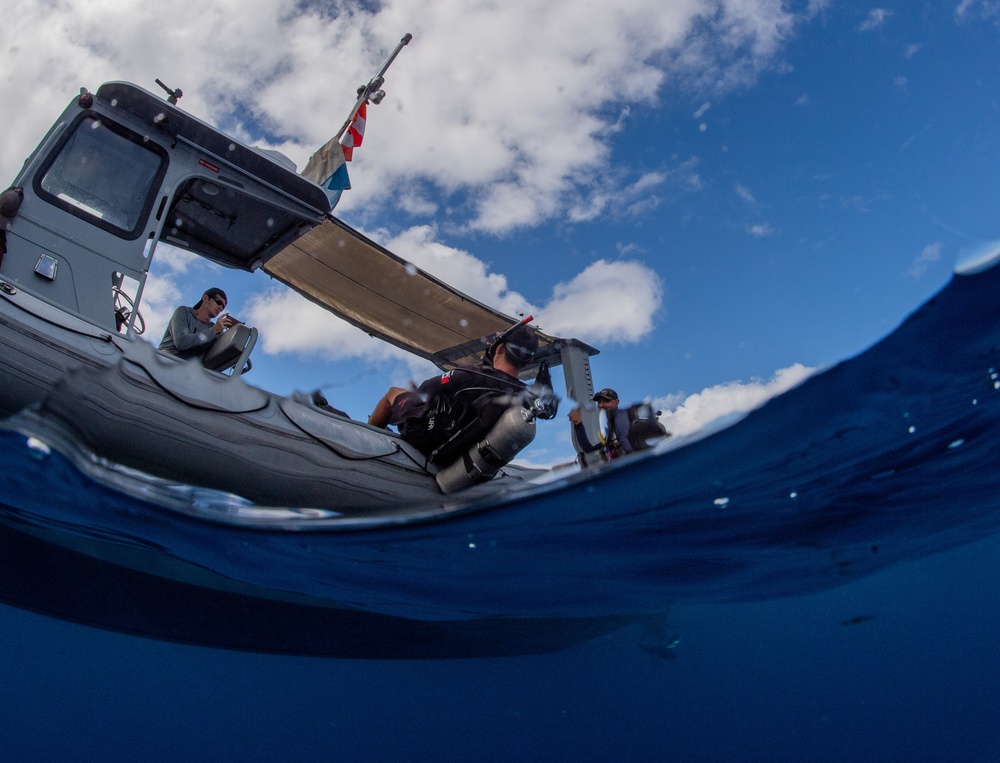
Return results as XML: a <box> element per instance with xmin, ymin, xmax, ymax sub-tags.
<box><xmin>592</xmin><ymin>388</ymin><xmax>618</xmax><ymax>402</ymax></box>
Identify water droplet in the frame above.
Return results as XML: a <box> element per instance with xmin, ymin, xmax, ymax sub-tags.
<box><xmin>153</xmin><ymin>112</ymin><xmax>165</xmax><ymax>124</ymax></box>
<box><xmin>908</xmin><ymin>426</ymin><xmax>916</xmax><ymax>434</ymax></box>
<box><xmin>973</xmin><ymin>399</ymin><xmax>979</xmax><ymax>405</ymax></box>
<box><xmin>228</xmin><ymin>143</ymin><xmax>236</xmax><ymax>152</ymax></box>
<box><xmin>110</xmin><ymin>98</ymin><xmax>118</xmax><ymax>107</ymax></box>
<box><xmin>90</xmin><ymin>120</ymin><xmax>102</xmax><ymax>129</ymax></box>
<box><xmin>266</xmin><ymin>218</ymin><xmax>274</xmax><ymax>228</ymax></box>
<box><xmin>789</xmin><ymin>491</ymin><xmax>798</xmax><ymax>499</ymax></box>
<box><xmin>713</xmin><ymin>497</ymin><xmax>729</xmax><ymax>508</ymax></box>
<box><xmin>948</xmin><ymin>439</ymin><xmax>965</xmax><ymax>449</ymax></box>
<box><xmin>459</xmin><ymin>318</ymin><xmax>469</xmax><ymax>328</ymax></box>
<box><xmin>468</xmin><ymin>543</ymin><xmax>476</xmax><ymax>549</ymax></box>
<box><xmin>404</xmin><ymin>263</ymin><xmax>417</xmax><ymax>276</ymax></box>
<box><xmin>26</xmin><ymin>437</ymin><xmax>51</xmax><ymax>459</ymax></box>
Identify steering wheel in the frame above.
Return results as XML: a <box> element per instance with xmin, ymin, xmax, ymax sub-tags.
<box><xmin>113</xmin><ymin>285</ymin><xmax>146</xmax><ymax>335</ymax></box>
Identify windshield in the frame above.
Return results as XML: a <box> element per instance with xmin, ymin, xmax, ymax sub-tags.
<box><xmin>38</xmin><ymin>116</ymin><xmax>165</xmax><ymax>236</ymax></box>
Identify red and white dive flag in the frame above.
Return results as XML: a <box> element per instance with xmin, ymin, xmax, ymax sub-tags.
<box><xmin>341</xmin><ymin>102</ymin><xmax>366</xmax><ymax>161</ymax></box>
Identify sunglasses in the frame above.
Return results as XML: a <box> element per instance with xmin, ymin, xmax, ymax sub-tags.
<box><xmin>212</xmin><ymin>296</ymin><xmax>226</xmax><ymax>308</ymax></box>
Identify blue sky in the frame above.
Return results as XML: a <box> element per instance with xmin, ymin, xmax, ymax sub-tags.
<box><xmin>3</xmin><ymin>1</ymin><xmax>999</xmax><ymax>465</ymax></box>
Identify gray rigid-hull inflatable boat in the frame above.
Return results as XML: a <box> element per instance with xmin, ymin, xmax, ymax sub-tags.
<box><xmin>0</xmin><ymin>80</ymin><xmax>608</xmax><ymax>526</ymax></box>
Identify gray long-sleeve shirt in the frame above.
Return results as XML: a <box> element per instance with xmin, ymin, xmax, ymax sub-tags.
<box><xmin>158</xmin><ymin>306</ymin><xmax>215</xmax><ymax>358</ymax></box>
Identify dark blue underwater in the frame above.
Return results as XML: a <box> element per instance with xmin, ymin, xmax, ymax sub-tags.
<box><xmin>4</xmin><ymin>256</ymin><xmax>1000</xmax><ymax>760</ymax></box>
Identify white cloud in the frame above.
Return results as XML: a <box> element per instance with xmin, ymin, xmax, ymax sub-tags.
<box><xmin>1</xmin><ymin>0</ymin><xmax>818</xmax><ymax>233</ymax></box>
<box><xmin>747</xmin><ymin>222</ymin><xmax>776</xmax><ymax>237</ymax></box>
<box><xmin>734</xmin><ymin>183</ymin><xmax>757</xmax><ymax>205</ymax></box>
<box><xmin>858</xmin><ymin>8</ymin><xmax>892</xmax><ymax>32</ymax></box>
<box><xmin>956</xmin><ymin>1</ymin><xmax>1000</xmax><ymax>23</ymax></box>
<box><xmin>908</xmin><ymin>241</ymin><xmax>943</xmax><ymax>279</ymax></box>
<box><xmin>540</xmin><ymin>259</ymin><xmax>663</xmax><ymax>344</ymax></box>
<box><xmin>654</xmin><ymin>363</ymin><xmax>815</xmax><ymax>437</ymax></box>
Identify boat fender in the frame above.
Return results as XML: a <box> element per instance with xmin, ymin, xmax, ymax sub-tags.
<box><xmin>435</xmin><ymin>403</ymin><xmax>537</xmax><ymax>494</ymax></box>
<box><xmin>0</xmin><ymin>186</ymin><xmax>23</xmax><ymax>221</ymax></box>
<box><xmin>0</xmin><ymin>187</ymin><xmax>23</xmax><ymax>267</ymax></box>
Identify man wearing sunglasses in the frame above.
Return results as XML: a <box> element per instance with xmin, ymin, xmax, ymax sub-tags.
<box><xmin>158</xmin><ymin>287</ymin><xmax>239</xmax><ymax>359</ymax></box>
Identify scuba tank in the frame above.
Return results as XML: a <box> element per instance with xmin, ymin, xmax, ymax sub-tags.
<box><xmin>435</xmin><ymin>359</ymin><xmax>558</xmax><ymax>494</ymax></box>
<box><xmin>434</xmin><ymin>401</ymin><xmax>538</xmax><ymax>494</ymax></box>
<box><xmin>435</xmin><ymin>317</ymin><xmax>558</xmax><ymax>494</ymax></box>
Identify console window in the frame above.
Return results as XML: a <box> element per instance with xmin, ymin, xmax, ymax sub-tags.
<box><xmin>39</xmin><ymin>116</ymin><xmax>165</xmax><ymax>236</ymax></box>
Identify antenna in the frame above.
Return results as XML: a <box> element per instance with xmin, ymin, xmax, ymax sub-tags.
<box><xmin>155</xmin><ymin>79</ymin><xmax>183</xmax><ymax>105</ymax></box>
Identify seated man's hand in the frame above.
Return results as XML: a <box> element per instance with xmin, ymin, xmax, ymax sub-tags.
<box><xmin>567</xmin><ymin>407</ymin><xmax>582</xmax><ymax>425</ymax></box>
<box><xmin>215</xmin><ymin>314</ymin><xmax>239</xmax><ymax>332</ymax></box>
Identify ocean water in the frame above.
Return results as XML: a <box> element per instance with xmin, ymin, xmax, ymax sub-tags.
<box><xmin>3</xmin><ymin>256</ymin><xmax>1000</xmax><ymax>760</ymax></box>
<box><xmin>2</xmin><ymin>538</ymin><xmax>1000</xmax><ymax>761</ymax></box>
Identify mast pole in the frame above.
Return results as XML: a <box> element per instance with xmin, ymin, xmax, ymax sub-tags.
<box><xmin>335</xmin><ymin>33</ymin><xmax>413</xmax><ymax>142</ymax></box>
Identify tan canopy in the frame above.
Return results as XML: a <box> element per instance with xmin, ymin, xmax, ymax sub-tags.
<box><xmin>263</xmin><ymin>217</ymin><xmax>598</xmax><ymax>377</ymax></box>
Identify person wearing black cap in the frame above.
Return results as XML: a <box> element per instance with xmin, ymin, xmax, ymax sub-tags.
<box><xmin>367</xmin><ymin>328</ymin><xmax>539</xmax><ymax>462</ymax></box>
<box><xmin>568</xmin><ymin>387</ymin><xmax>634</xmax><ymax>460</ymax></box>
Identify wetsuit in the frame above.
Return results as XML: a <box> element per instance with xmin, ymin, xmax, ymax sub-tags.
<box><xmin>390</xmin><ymin>364</ymin><xmax>526</xmax><ymax>462</ymax></box>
